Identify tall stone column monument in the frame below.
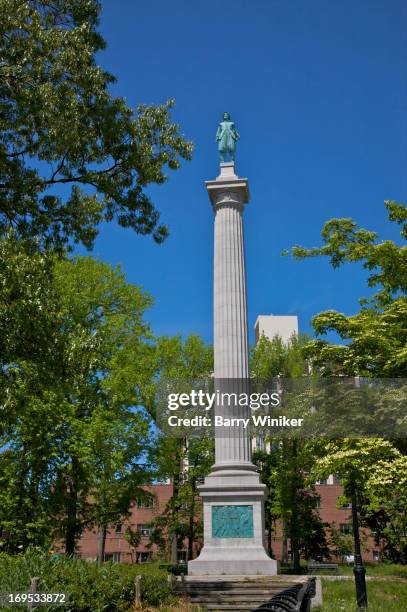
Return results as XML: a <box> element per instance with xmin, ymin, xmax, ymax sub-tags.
<box><xmin>188</xmin><ymin>114</ymin><xmax>277</xmax><ymax>576</ymax></box>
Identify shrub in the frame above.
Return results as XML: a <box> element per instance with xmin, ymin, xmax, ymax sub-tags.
<box><xmin>0</xmin><ymin>550</ymin><xmax>174</xmax><ymax>611</ymax></box>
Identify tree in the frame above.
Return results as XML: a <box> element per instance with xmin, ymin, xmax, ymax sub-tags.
<box><xmin>288</xmin><ymin>202</ymin><xmax>407</xmax><ymax>604</ymax></box>
<box><xmin>307</xmin><ymin>438</ymin><xmax>407</xmax><ymax>562</ymax></box>
<box><xmin>290</xmin><ymin>201</ymin><xmax>406</xmax><ymax>377</ymax></box>
<box><xmin>251</xmin><ymin>333</ymin><xmax>311</xmax><ymax>380</ymax></box>
<box><xmin>124</xmin><ymin>525</ymin><xmax>142</xmax><ymax>564</ymax></box>
<box><xmin>362</xmin><ymin>454</ymin><xmax>407</xmax><ymax>563</ymax></box>
<box><xmin>147</xmin><ymin>335</ymin><xmax>214</xmax><ymax>563</ymax></box>
<box><xmin>250</xmin><ymin>334</ymin><xmax>329</xmax><ymax>570</ymax></box>
<box><xmin>327</xmin><ymin>524</ymin><xmax>369</xmax><ymax>561</ymax></box>
<box><xmin>290</xmin><ymin>206</ymin><xmax>407</xmax><ymax>489</ymax></box>
<box><xmin>84</xmin><ymin>408</ymin><xmax>152</xmax><ymax>564</ymax></box>
<box><xmin>0</xmin><ymin>0</ymin><xmax>192</xmax><ymax>251</ymax></box>
<box><xmin>0</xmin><ymin>248</ymin><xmax>155</xmax><ymax>554</ymax></box>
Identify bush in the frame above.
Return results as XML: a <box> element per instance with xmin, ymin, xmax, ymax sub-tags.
<box><xmin>0</xmin><ymin>550</ymin><xmax>175</xmax><ymax>611</ymax></box>
<box><xmin>139</xmin><ymin>575</ymin><xmax>176</xmax><ymax>607</ymax></box>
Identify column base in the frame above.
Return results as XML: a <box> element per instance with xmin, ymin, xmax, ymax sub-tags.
<box><xmin>188</xmin><ymin>546</ymin><xmax>278</xmax><ymax>576</ymax></box>
<box><xmin>189</xmin><ymin>464</ymin><xmax>277</xmax><ymax>576</ymax></box>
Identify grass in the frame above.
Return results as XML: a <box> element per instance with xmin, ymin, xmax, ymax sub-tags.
<box><xmin>313</xmin><ymin>579</ymin><xmax>407</xmax><ymax>611</ymax></box>
<box><xmin>309</xmin><ymin>563</ymin><xmax>407</xmax><ymax>577</ymax></box>
<box><xmin>143</xmin><ymin>603</ymin><xmax>203</xmax><ymax>612</ymax></box>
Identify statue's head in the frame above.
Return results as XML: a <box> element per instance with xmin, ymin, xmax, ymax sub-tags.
<box><xmin>223</xmin><ymin>112</ymin><xmax>230</xmax><ymax>121</ymax></box>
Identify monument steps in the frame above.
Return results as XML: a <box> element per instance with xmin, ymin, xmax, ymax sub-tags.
<box><xmin>175</xmin><ymin>577</ymin><xmax>314</xmax><ymax>611</ymax></box>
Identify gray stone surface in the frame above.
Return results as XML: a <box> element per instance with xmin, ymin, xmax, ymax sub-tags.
<box><xmin>311</xmin><ymin>577</ymin><xmax>323</xmax><ymax>608</ymax></box>
<box><xmin>188</xmin><ymin>162</ymin><xmax>276</xmax><ymax>576</ymax></box>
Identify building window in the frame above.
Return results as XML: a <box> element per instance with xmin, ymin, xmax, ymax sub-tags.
<box><xmin>136</xmin><ymin>551</ymin><xmax>152</xmax><ymax>563</ymax></box>
<box><xmin>372</xmin><ymin>551</ymin><xmax>380</xmax><ymax>562</ymax></box>
<box><xmin>340</xmin><ymin>523</ymin><xmax>352</xmax><ymax>535</ymax></box>
<box><xmin>137</xmin><ymin>524</ymin><xmax>151</xmax><ymax>537</ymax></box>
<box><xmin>312</xmin><ymin>497</ymin><xmax>321</xmax><ymax>509</ymax></box>
<box><xmin>115</xmin><ymin>523</ymin><xmax>122</xmax><ymax>534</ymax></box>
<box><xmin>105</xmin><ymin>552</ymin><xmax>121</xmax><ymax>563</ymax></box>
<box><xmin>136</xmin><ymin>496</ymin><xmax>155</xmax><ymax>509</ymax></box>
<box><xmin>340</xmin><ymin>502</ymin><xmax>352</xmax><ymax>509</ymax></box>
<box><xmin>317</xmin><ymin>479</ymin><xmax>327</xmax><ymax>485</ymax></box>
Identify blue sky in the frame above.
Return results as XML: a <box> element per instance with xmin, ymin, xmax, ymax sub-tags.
<box><xmin>78</xmin><ymin>0</ymin><xmax>407</xmax><ymax>344</ymax></box>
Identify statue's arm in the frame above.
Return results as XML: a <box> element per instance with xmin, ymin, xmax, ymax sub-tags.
<box><xmin>232</xmin><ymin>125</ymin><xmax>240</xmax><ymax>141</ymax></box>
<box><xmin>216</xmin><ymin>125</ymin><xmax>222</xmax><ymax>142</ymax></box>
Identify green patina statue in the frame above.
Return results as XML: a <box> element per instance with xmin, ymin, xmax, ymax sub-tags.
<box><xmin>216</xmin><ymin>112</ymin><xmax>240</xmax><ymax>163</ymax></box>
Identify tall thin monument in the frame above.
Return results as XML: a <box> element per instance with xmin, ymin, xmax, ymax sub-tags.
<box><xmin>188</xmin><ymin>114</ymin><xmax>277</xmax><ymax>575</ymax></box>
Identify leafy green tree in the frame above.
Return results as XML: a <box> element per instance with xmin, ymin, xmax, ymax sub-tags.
<box><xmin>0</xmin><ymin>0</ymin><xmax>192</xmax><ymax>251</ymax></box>
<box><xmin>307</xmin><ymin>439</ymin><xmax>407</xmax><ymax>562</ymax></box>
<box><xmin>148</xmin><ymin>335</ymin><xmax>213</xmax><ymax>563</ymax></box>
<box><xmin>290</xmin><ymin>201</ymin><xmax>406</xmax><ymax>377</ymax></box>
<box><xmin>0</xmin><ymin>249</ymin><xmax>155</xmax><ymax>554</ymax></box>
<box><xmin>251</xmin><ymin>334</ymin><xmax>329</xmax><ymax>569</ymax></box>
<box><xmin>327</xmin><ymin>524</ymin><xmax>370</xmax><ymax>560</ymax></box>
<box><xmin>84</xmin><ymin>408</ymin><xmax>152</xmax><ymax>564</ymax></box>
<box><xmin>361</xmin><ymin>453</ymin><xmax>407</xmax><ymax>563</ymax></box>
<box><xmin>124</xmin><ymin>525</ymin><xmax>142</xmax><ymax>563</ymax></box>
<box><xmin>289</xmin><ymin>201</ymin><xmax>407</xmax><ymax>565</ymax></box>
<box><xmin>251</xmin><ymin>333</ymin><xmax>309</xmax><ymax>379</ymax></box>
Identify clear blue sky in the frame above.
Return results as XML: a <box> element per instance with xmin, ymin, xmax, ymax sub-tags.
<box><xmin>78</xmin><ymin>0</ymin><xmax>407</xmax><ymax>344</ymax></box>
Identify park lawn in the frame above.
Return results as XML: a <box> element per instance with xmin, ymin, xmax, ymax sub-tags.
<box><xmin>362</xmin><ymin>564</ymin><xmax>407</xmax><ymax>578</ymax></box>
<box><xmin>309</xmin><ymin>563</ymin><xmax>407</xmax><ymax>578</ymax></box>
<box><xmin>315</xmin><ymin>578</ymin><xmax>407</xmax><ymax>611</ymax></box>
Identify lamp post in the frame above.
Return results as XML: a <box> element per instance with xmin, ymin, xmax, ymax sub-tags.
<box><xmin>350</xmin><ymin>477</ymin><xmax>368</xmax><ymax>610</ymax></box>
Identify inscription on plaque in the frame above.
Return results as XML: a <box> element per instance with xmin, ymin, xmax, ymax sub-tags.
<box><xmin>212</xmin><ymin>505</ymin><xmax>253</xmax><ymax>538</ymax></box>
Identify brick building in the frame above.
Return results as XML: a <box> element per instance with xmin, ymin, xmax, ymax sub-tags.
<box><xmin>76</xmin><ymin>479</ymin><xmax>378</xmax><ymax>564</ymax></box>
<box><xmin>76</xmin><ymin>484</ymin><xmax>182</xmax><ymax>563</ymax></box>
<box><xmin>269</xmin><ymin>479</ymin><xmax>377</xmax><ymax>563</ymax></box>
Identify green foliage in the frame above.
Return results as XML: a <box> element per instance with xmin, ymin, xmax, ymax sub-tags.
<box><xmin>250</xmin><ymin>333</ymin><xmax>310</xmax><ymax>378</ymax></box>
<box><xmin>139</xmin><ymin>574</ymin><xmax>175</xmax><ymax>607</ymax></box>
<box><xmin>289</xmin><ymin>201</ymin><xmax>407</xmax><ymax>376</ymax></box>
<box><xmin>147</xmin><ymin>335</ymin><xmax>214</xmax><ymax>562</ymax></box>
<box><xmin>327</xmin><ymin>524</ymin><xmax>369</xmax><ymax>559</ymax></box>
<box><xmin>289</xmin><ymin>201</ymin><xmax>407</xmax><ymax>562</ymax></box>
<box><xmin>251</xmin><ymin>335</ymin><xmax>329</xmax><ymax>566</ymax></box>
<box><xmin>0</xmin><ymin>550</ymin><xmax>174</xmax><ymax>611</ymax></box>
<box><xmin>363</xmin><ymin>455</ymin><xmax>407</xmax><ymax>563</ymax></box>
<box><xmin>0</xmin><ymin>0</ymin><xmax>193</xmax><ymax>251</ymax></box>
<box><xmin>0</xmin><ymin>242</ymin><xmax>155</xmax><ymax>553</ymax></box>
<box><xmin>306</xmin><ymin>438</ymin><xmax>407</xmax><ymax>562</ymax></box>
<box><xmin>123</xmin><ymin>526</ymin><xmax>142</xmax><ymax>552</ymax></box>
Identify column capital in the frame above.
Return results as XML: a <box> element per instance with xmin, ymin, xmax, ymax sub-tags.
<box><xmin>205</xmin><ymin>163</ymin><xmax>250</xmax><ymax>211</ymax></box>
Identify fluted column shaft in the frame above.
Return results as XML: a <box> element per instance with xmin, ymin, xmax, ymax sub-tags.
<box><xmin>214</xmin><ymin>203</ymin><xmax>249</xmax><ymax>379</ymax></box>
<box><xmin>207</xmin><ymin>164</ymin><xmax>252</xmax><ymax>467</ymax></box>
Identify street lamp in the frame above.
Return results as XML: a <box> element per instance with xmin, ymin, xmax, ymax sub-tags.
<box><xmin>350</xmin><ymin>477</ymin><xmax>368</xmax><ymax>610</ymax></box>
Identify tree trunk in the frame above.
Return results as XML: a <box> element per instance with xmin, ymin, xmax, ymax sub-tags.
<box><xmin>65</xmin><ymin>482</ymin><xmax>78</xmax><ymax>556</ymax></box>
<box><xmin>290</xmin><ymin>440</ymin><xmax>301</xmax><ymax>573</ymax></box>
<box><xmin>64</xmin><ymin>458</ymin><xmax>81</xmax><ymax>556</ymax></box>
<box><xmin>170</xmin><ymin>535</ymin><xmax>178</xmax><ymax>565</ymax></box>
<box><xmin>282</xmin><ymin>531</ymin><xmax>288</xmax><ymax>564</ymax></box>
<box><xmin>97</xmin><ymin>524</ymin><xmax>107</xmax><ymax>564</ymax></box>
<box><xmin>292</xmin><ymin>539</ymin><xmax>301</xmax><ymax>572</ymax></box>
<box><xmin>169</xmin><ymin>441</ymin><xmax>184</xmax><ymax>564</ymax></box>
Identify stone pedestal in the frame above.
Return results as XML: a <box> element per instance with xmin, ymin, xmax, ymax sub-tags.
<box><xmin>188</xmin><ymin>163</ymin><xmax>277</xmax><ymax>576</ymax></box>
